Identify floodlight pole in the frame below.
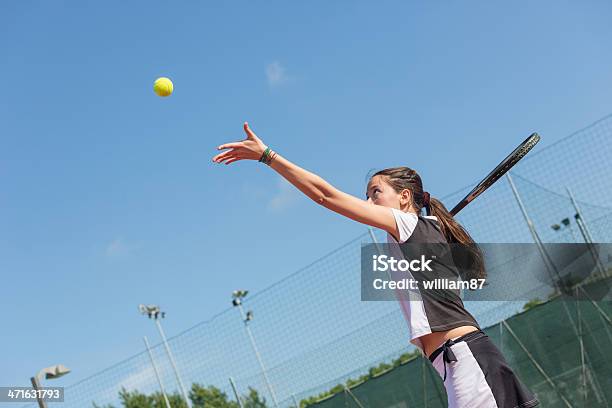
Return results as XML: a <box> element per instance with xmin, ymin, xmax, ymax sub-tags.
<box><xmin>30</xmin><ymin>376</ymin><xmax>47</xmax><ymax>408</ymax></box>
<box><xmin>140</xmin><ymin>305</ymin><xmax>192</xmax><ymax>408</ymax></box>
<box><xmin>566</xmin><ymin>187</ymin><xmax>607</xmax><ymax>278</ymax></box>
<box><xmin>154</xmin><ymin>317</ymin><xmax>192</xmax><ymax>408</ymax></box>
<box><xmin>232</xmin><ymin>293</ymin><xmax>279</xmax><ymax>408</ymax></box>
<box><xmin>143</xmin><ymin>336</ymin><xmax>172</xmax><ymax>408</ymax></box>
<box><xmin>506</xmin><ymin>173</ymin><xmax>563</xmax><ymax>292</ymax></box>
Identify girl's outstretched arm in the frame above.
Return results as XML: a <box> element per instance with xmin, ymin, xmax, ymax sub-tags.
<box><xmin>213</xmin><ymin>123</ymin><xmax>399</xmax><ymax>239</ymax></box>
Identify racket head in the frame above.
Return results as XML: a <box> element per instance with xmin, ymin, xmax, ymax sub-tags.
<box><xmin>450</xmin><ymin>133</ymin><xmax>540</xmax><ymax>216</ymax></box>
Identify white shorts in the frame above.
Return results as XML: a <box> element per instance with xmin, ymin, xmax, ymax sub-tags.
<box><xmin>429</xmin><ymin>330</ymin><xmax>539</xmax><ymax>408</ymax></box>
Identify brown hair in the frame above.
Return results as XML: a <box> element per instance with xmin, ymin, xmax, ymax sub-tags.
<box><xmin>370</xmin><ymin>167</ymin><xmax>486</xmax><ymax>281</ymax></box>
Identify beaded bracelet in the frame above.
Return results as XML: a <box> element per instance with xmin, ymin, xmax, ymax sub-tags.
<box><xmin>259</xmin><ymin>147</ymin><xmax>277</xmax><ymax>166</ymax></box>
<box><xmin>259</xmin><ymin>147</ymin><xmax>271</xmax><ymax>163</ymax></box>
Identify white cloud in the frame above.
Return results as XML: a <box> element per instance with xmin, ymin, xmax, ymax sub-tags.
<box><xmin>266</xmin><ymin>61</ymin><xmax>288</xmax><ymax>87</ymax></box>
<box><xmin>95</xmin><ymin>365</ymin><xmax>159</xmax><ymax>405</ymax></box>
<box><xmin>120</xmin><ymin>364</ymin><xmax>158</xmax><ymax>391</ymax></box>
<box><xmin>267</xmin><ymin>177</ymin><xmax>300</xmax><ymax>211</ymax></box>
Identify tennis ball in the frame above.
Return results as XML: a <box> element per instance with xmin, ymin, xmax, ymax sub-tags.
<box><xmin>153</xmin><ymin>77</ymin><xmax>173</xmax><ymax>97</ymax></box>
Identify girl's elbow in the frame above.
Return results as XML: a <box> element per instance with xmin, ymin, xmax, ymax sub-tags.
<box><xmin>314</xmin><ymin>195</ymin><xmax>345</xmax><ymax>216</ymax></box>
<box><xmin>310</xmin><ymin>186</ymin><xmax>335</xmax><ymax>206</ymax></box>
<box><xmin>313</xmin><ymin>191</ymin><xmax>338</xmax><ymax>209</ymax></box>
<box><xmin>314</xmin><ymin>194</ymin><xmax>328</xmax><ymax>206</ymax></box>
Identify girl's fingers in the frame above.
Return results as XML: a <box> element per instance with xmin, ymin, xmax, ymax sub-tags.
<box><xmin>214</xmin><ymin>147</ymin><xmax>244</xmax><ymax>161</ymax></box>
<box><xmin>217</xmin><ymin>157</ymin><xmax>233</xmax><ymax>164</ymax></box>
<box><xmin>243</xmin><ymin>122</ymin><xmax>257</xmax><ymax>140</ymax></box>
<box><xmin>225</xmin><ymin>157</ymin><xmax>241</xmax><ymax>165</ymax></box>
<box><xmin>213</xmin><ymin>151</ymin><xmax>238</xmax><ymax>163</ymax></box>
<box><xmin>218</xmin><ymin>142</ymin><xmax>244</xmax><ymax>150</ymax></box>
<box><xmin>212</xmin><ymin>151</ymin><xmax>232</xmax><ymax>162</ymax></box>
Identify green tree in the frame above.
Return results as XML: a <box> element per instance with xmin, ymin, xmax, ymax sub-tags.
<box><xmin>190</xmin><ymin>384</ymin><xmax>238</xmax><ymax>408</ymax></box>
<box><xmin>242</xmin><ymin>387</ymin><xmax>267</xmax><ymax>408</ymax></box>
<box><xmin>113</xmin><ymin>387</ymin><xmax>187</xmax><ymax>408</ymax></box>
<box><xmin>118</xmin><ymin>388</ymin><xmax>150</xmax><ymax>408</ymax></box>
<box><xmin>157</xmin><ymin>391</ymin><xmax>188</xmax><ymax>408</ymax></box>
<box><xmin>93</xmin><ymin>384</ymin><xmax>269</xmax><ymax>408</ymax></box>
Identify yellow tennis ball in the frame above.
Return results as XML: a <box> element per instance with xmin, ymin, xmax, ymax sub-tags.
<box><xmin>153</xmin><ymin>77</ymin><xmax>173</xmax><ymax>97</ymax></box>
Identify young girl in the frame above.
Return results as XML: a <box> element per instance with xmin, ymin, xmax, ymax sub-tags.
<box><xmin>213</xmin><ymin>123</ymin><xmax>539</xmax><ymax>408</ymax></box>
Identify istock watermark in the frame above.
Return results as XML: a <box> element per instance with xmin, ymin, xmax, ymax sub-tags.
<box><xmin>361</xmin><ymin>243</ymin><xmax>612</xmax><ymax>302</ymax></box>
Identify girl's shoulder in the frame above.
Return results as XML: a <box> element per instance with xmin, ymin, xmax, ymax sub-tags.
<box><xmin>388</xmin><ymin>209</ymin><xmax>440</xmax><ymax>243</ymax></box>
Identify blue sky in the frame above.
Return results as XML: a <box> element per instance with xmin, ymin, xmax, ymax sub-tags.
<box><xmin>2</xmin><ymin>0</ymin><xmax>612</xmax><ymax>394</ymax></box>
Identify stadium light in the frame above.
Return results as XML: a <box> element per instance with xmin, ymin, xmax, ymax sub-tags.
<box><xmin>138</xmin><ymin>304</ymin><xmax>166</xmax><ymax>319</ymax></box>
<box><xmin>139</xmin><ymin>304</ymin><xmax>192</xmax><ymax>408</ymax></box>
<box><xmin>231</xmin><ymin>290</ymin><xmax>249</xmax><ymax>306</ymax></box>
<box><xmin>551</xmin><ymin>217</ymin><xmax>577</xmax><ymax>241</ymax></box>
<box><xmin>35</xmin><ymin>364</ymin><xmax>70</xmax><ymax>381</ymax></box>
<box><xmin>31</xmin><ymin>364</ymin><xmax>70</xmax><ymax>408</ymax></box>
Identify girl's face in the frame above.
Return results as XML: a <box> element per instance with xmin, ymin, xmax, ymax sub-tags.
<box><xmin>366</xmin><ymin>175</ymin><xmax>412</xmax><ymax>211</ymax></box>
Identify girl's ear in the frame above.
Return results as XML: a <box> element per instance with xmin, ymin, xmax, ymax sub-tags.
<box><xmin>400</xmin><ymin>189</ymin><xmax>412</xmax><ymax>206</ymax></box>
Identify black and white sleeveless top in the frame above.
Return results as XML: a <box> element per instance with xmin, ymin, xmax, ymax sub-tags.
<box><xmin>386</xmin><ymin>208</ymin><xmax>480</xmax><ymax>352</ymax></box>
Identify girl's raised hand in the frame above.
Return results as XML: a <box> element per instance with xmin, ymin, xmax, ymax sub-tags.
<box><xmin>212</xmin><ymin>122</ymin><xmax>267</xmax><ymax>165</ymax></box>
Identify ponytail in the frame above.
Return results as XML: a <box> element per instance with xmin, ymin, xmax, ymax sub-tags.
<box><xmin>428</xmin><ymin>196</ymin><xmax>486</xmax><ymax>281</ymax></box>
